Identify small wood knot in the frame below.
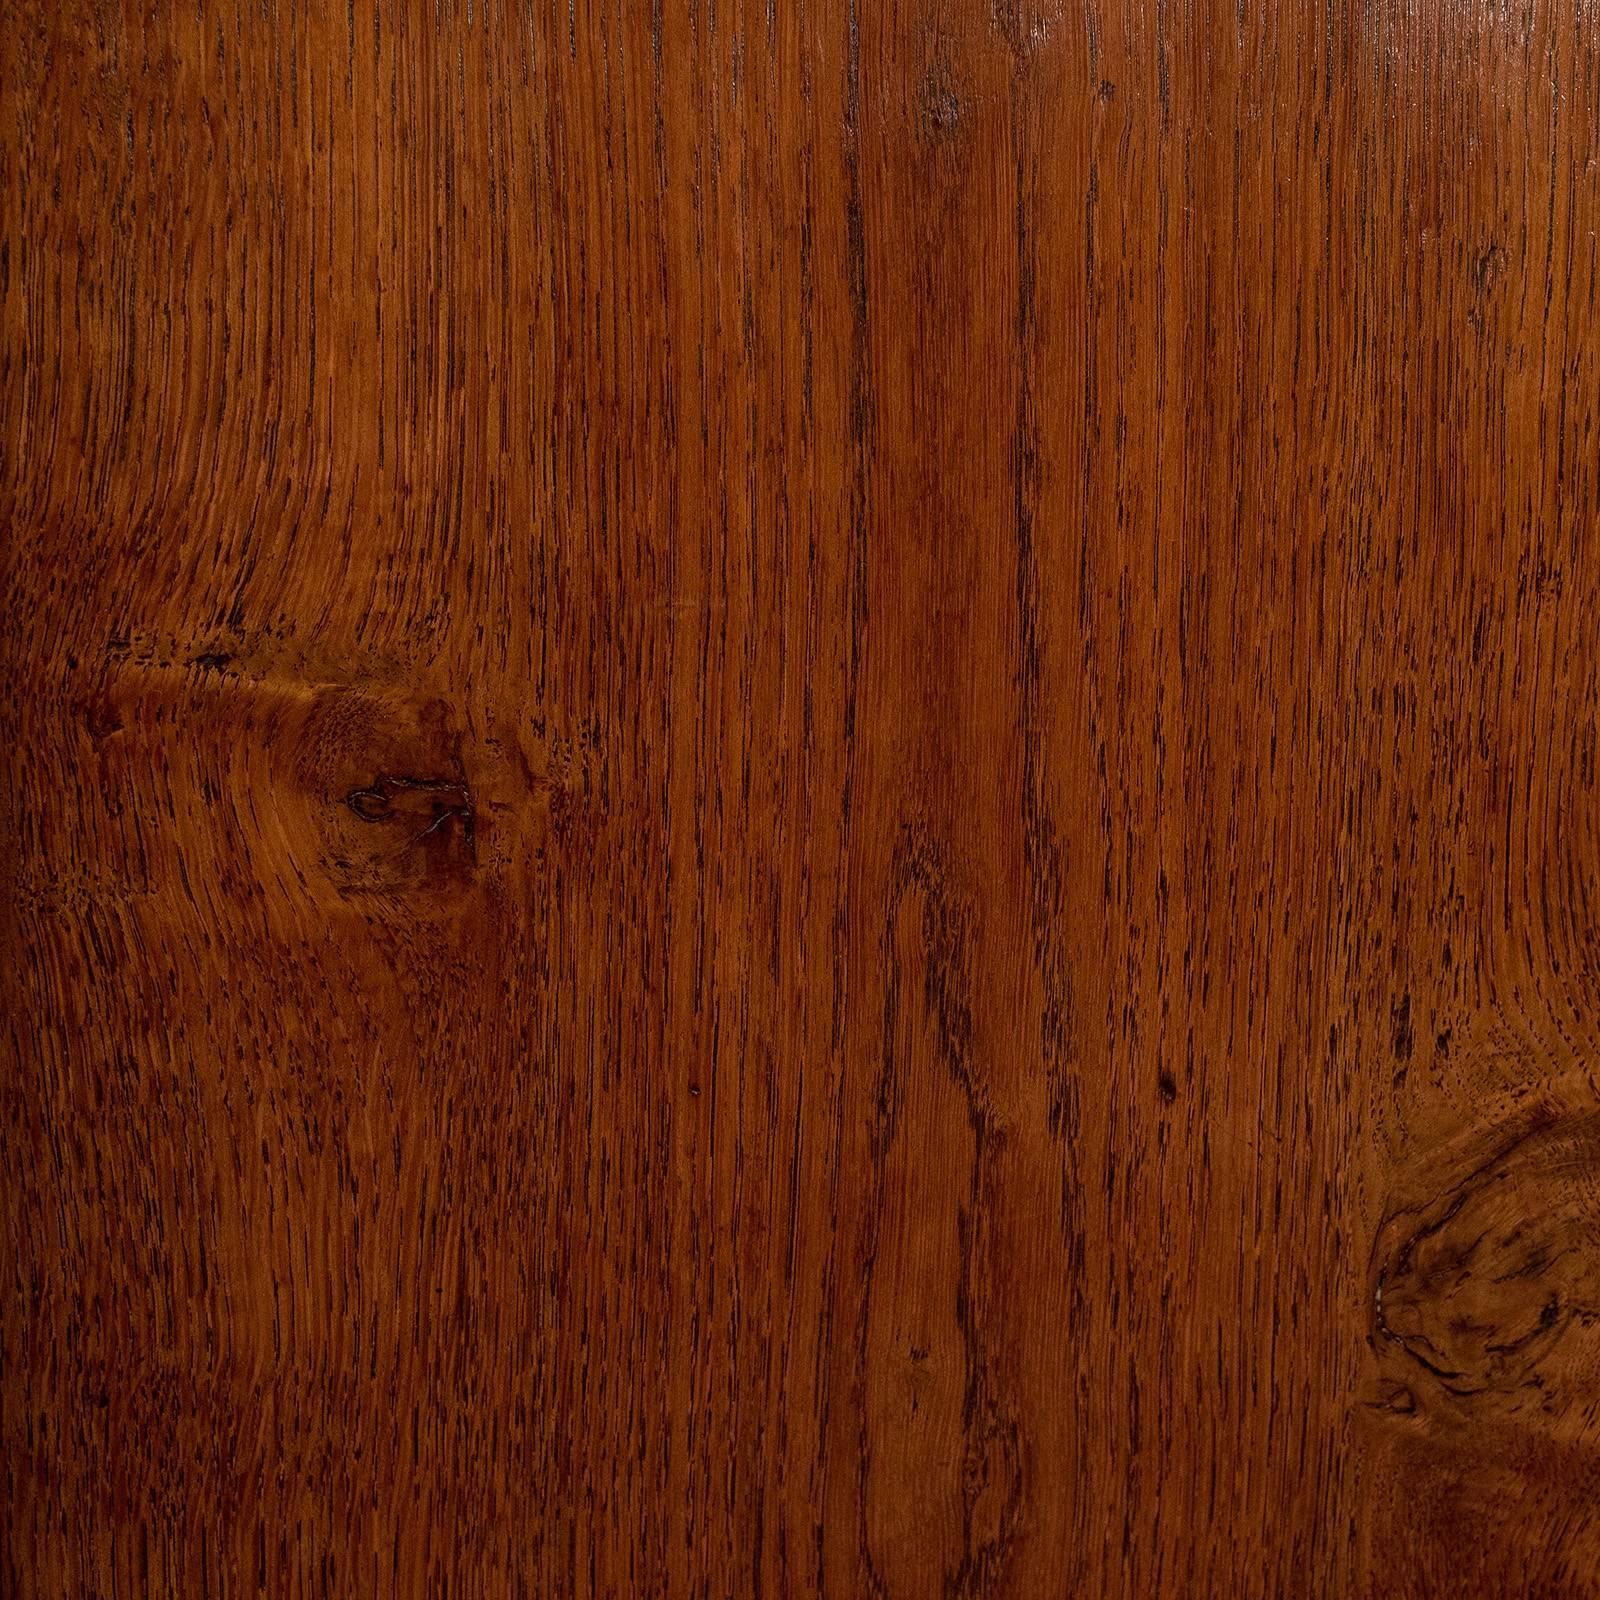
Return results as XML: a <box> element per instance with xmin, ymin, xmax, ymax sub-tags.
<box><xmin>917</xmin><ymin>70</ymin><xmax>963</xmax><ymax>138</ymax></box>
<box><xmin>342</xmin><ymin>773</ymin><xmax>477</xmax><ymax>851</ymax></box>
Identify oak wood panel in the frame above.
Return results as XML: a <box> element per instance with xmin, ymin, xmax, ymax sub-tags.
<box><xmin>5</xmin><ymin>1</ymin><xmax>1600</xmax><ymax>1595</ymax></box>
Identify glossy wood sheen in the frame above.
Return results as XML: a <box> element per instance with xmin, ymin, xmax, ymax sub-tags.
<box><xmin>6</xmin><ymin>3</ymin><xmax>1600</xmax><ymax>1595</ymax></box>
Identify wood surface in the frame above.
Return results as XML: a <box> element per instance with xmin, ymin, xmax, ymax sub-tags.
<box><xmin>5</xmin><ymin>1</ymin><xmax>1600</xmax><ymax>1595</ymax></box>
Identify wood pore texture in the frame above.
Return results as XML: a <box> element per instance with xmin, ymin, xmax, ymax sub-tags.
<box><xmin>5</xmin><ymin>1</ymin><xmax>1600</xmax><ymax>1596</ymax></box>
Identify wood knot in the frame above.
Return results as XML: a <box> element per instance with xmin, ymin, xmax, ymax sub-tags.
<box><xmin>920</xmin><ymin>79</ymin><xmax>962</xmax><ymax>135</ymax></box>
<box><xmin>343</xmin><ymin>774</ymin><xmax>477</xmax><ymax>853</ymax></box>
<box><xmin>1371</xmin><ymin>1106</ymin><xmax>1600</xmax><ymax>1411</ymax></box>
<box><xmin>915</xmin><ymin>66</ymin><xmax>968</xmax><ymax>143</ymax></box>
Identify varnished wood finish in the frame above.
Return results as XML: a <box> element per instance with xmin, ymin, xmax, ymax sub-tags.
<box><xmin>6</xmin><ymin>2</ymin><xmax>1600</xmax><ymax>1594</ymax></box>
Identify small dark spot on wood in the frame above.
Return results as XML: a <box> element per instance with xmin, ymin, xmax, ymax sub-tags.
<box><xmin>1158</xmin><ymin>1072</ymin><xmax>1178</xmax><ymax>1103</ymax></box>
<box><xmin>1392</xmin><ymin>992</ymin><xmax>1413</xmax><ymax>1062</ymax></box>
<box><xmin>78</xmin><ymin>696</ymin><xmax>124</xmax><ymax>739</ymax></box>
<box><xmin>918</xmin><ymin>71</ymin><xmax>962</xmax><ymax>136</ymax></box>
<box><xmin>1471</xmin><ymin>240</ymin><xmax>1506</xmax><ymax>299</ymax></box>
<box><xmin>191</xmin><ymin>651</ymin><xmax>233</xmax><ymax>672</ymax></box>
<box><xmin>1367</xmin><ymin>1380</ymin><xmax>1417</xmax><ymax>1415</ymax></box>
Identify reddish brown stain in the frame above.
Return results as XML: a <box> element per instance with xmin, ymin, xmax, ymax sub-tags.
<box><xmin>6</xmin><ymin>1</ymin><xmax>1600</xmax><ymax>1596</ymax></box>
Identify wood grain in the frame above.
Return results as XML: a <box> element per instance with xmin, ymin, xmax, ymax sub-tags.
<box><xmin>5</xmin><ymin>1</ymin><xmax>1600</xmax><ymax>1594</ymax></box>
